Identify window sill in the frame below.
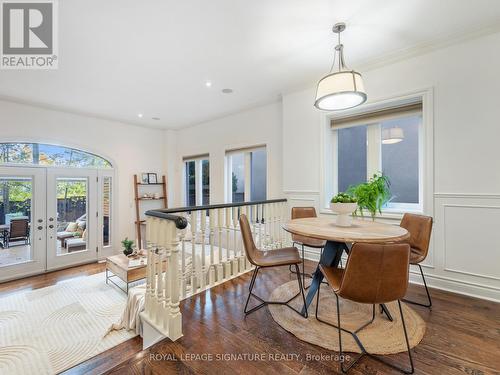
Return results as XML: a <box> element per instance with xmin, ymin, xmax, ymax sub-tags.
<box><xmin>319</xmin><ymin>207</ymin><xmax>423</xmax><ymax>222</ymax></box>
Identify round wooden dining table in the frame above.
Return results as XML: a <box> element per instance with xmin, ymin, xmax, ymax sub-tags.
<box><xmin>283</xmin><ymin>216</ymin><xmax>410</xmax><ymax>319</ymax></box>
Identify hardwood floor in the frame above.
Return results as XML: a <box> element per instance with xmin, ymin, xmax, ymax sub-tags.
<box><xmin>1</xmin><ymin>261</ymin><xmax>499</xmax><ymax>375</ymax></box>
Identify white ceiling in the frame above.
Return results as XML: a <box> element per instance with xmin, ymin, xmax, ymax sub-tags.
<box><xmin>1</xmin><ymin>0</ymin><xmax>500</xmax><ymax>129</ymax></box>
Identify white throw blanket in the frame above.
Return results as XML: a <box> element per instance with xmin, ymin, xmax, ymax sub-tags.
<box><xmin>105</xmin><ymin>284</ymin><xmax>146</xmax><ymax>336</ymax></box>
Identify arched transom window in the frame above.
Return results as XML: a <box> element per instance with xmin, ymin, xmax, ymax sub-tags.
<box><xmin>0</xmin><ymin>143</ymin><xmax>112</xmax><ymax>168</ymax></box>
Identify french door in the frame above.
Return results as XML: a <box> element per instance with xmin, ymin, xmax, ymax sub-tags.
<box><xmin>46</xmin><ymin>168</ymin><xmax>98</xmax><ymax>270</ymax></box>
<box><xmin>0</xmin><ymin>166</ymin><xmax>46</xmax><ymax>281</ymax></box>
<box><xmin>0</xmin><ymin>166</ymin><xmax>105</xmax><ymax>282</ymax></box>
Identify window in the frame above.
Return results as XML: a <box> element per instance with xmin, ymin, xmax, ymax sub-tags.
<box><xmin>102</xmin><ymin>177</ymin><xmax>112</xmax><ymax>247</ymax></box>
<box><xmin>225</xmin><ymin>146</ymin><xmax>267</xmax><ymax>202</ymax></box>
<box><xmin>183</xmin><ymin>156</ymin><xmax>209</xmax><ymax>206</ymax></box>
<box><xmin>330</xmin><ymin>102</ymin><xmax>422</xmax><ymax>212</ymax></box>
<box><xmin>0</xmin><ymin>143</ymin><xmax>112</xmax><ymax>168</ymax></box>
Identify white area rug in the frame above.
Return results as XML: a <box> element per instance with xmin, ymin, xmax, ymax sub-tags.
<box><xmin>0</xmin><ymin>273</ymin><xmax>137</xmax><ymax>375</ymax></box>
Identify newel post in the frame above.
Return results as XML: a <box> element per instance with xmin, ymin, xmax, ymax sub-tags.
<box><xmin>167</xmin><ymin>220</ymin><xmax>183</xmax><ymax>340</ymax></box>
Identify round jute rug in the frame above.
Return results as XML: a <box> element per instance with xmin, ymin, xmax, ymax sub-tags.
<box><xmin>268</xmin><ymin>280</ymin><xmax>426</xmax><ymax>354</ymax></box>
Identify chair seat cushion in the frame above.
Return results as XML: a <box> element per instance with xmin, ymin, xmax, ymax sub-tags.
<box><xmin>410</xmin><ymin>248</ymin><xmax>426</xmax><ymax>264</ymax></box>
<box><xmin>319</xmin><ymin>264</ymin><xmax>344</xmax><ymax>292</ymax></box>
<box><xmin>66</xmin><ymin>238</ymin><xmax>86</xmax><ymax>248</ymax></box>
<box><xmin>57</xmin><ymin>231</ymin><xmax>75</xmax><ymax>239</ymax></box>
<box><xmin>253</xmin><ymin>247</ymin><xmax>301</xmax><ymax>267</ymax></box>
<box><xmin>292</xmin><ymin>234</ymin><xmax>326</xmax><ymax>248</ymax></box>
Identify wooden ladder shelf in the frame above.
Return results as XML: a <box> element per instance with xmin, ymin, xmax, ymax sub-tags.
<box><xmin>133</xmin><ymin>174</ymin><xmax>168</xmax><ymax>248</ymax></box>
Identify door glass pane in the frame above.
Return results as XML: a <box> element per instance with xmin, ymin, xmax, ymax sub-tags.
<box><xmin>56</xmin><ymin>178</ymin><xmax>88</xmax><ymax>255</ymax></box>
<box><xmin>381</xmin><ymin>115</ymin><xmax>420</xmax><ymax>204</ymax></box>
<box><xmin>0</xmin><ymin>177</ymin><xmax>32</xmax><ymax>266</ymax></box>
<box><xmin>250</xmin><ymin>148</ymin><xmax>267</xmax><ymax>201</ymax></box>
<box><xmin>201</xmin><ymin>159</ymin><xmax>210</xmax><ymax>205</ymax></box>
<box><xmin>231</xmin><ymin>153</ymin><xmax>245</xmax><ymax>203</ymax></box>
<box><xmin>185</xmin><ymin>161</ymin><xmax>196</xmax><ymax>206</ymax></box>
<box><xmin>337</xmin><ymin>125</ymin><xmax>367</xmax><ymax>192</ymax></box>
<box><xmin>103</xmin><ymin>177</ymin><xmax>111</xmax><ymax>247</ymax></box>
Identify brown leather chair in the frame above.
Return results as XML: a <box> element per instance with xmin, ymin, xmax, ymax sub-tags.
<box><xmin>400</xmin><ymin>213</ymin><xmax>433</xmax><ymax>308</ymax></box>
<box><xmin>239</xmin><ymin>214</ymin><xmax>307</xmax><ymax>318</ymax></box>
<box><xmin>8</xmin><ymin>218</ymin><xmax>30</xmax><ymax>247</ymax></box>
<box><xmin>315</xmin><ymin>242</ymin><xmax>414</xmax><ymax>374</ymax></box>
<box><xmin>290</xmin><ymin>207</ymin><xmax>326</xmax><ymax>285</ymax></box>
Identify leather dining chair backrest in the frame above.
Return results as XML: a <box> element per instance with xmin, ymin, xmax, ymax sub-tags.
<box><xmin>338</xmin><ymin>242</ymin><xmax>411</xmax><ymax>304</ymax></box>
<box><xmin>291</xmin><ymin>207</ymin><xmax>318</xmax><ymax>220</ymax></box>
<box><xmin>291</xmin><ymin>207</ymin><xmax>317</xmax><ymax>242</ymax></box>
<box><xmin>239</xmin><ymin>214</ymin><xmax>259</xmax><ymax>266</ymax></box>
<box><xmin>400</xmin><ymin>213</ymin><xmax>433</xmax><ymax>260</ymax></box>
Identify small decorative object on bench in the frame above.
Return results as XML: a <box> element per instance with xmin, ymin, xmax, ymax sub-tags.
<box><xmin>121</xmin><ymin>237</ymin><xmax>135</xmax><ymax>256</ymax></box>
<box><xmin>330</xmin><ymin>192</ymin><xmax>358</xmax><ymax>227</ymax></box>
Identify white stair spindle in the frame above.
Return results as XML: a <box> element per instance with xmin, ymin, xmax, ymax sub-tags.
<box><xmin>232</xmin><ymin>206</ymin><xmax>239</xmax><ymax>274</ymax></box>
<box><xmin>190</xmin><ymin>210</ymin><xmax>197</xmax><ymax>293</ymax></box>
<box><xmin>208</xmin><ymin>208</ymin><xmax>216</xmax><ymax>286</ymax></box>
<box><xmin>199</xmin><ymin>209</ymin><xmax>207</xmax><ymax>289</ymax></box>
<box><xmin>225</xmin><ymin>207</ymin><xmax>232</xmax><ymax>278</ymax></box>
<box><xmin>217</xmin><ymin>208</ymin><xmax>224</xmax><ymax>281</ymax></box>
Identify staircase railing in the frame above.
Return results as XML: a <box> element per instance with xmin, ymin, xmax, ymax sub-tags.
<box><xmin>141</xmin><ymin>198</ymin><xmax>288</xmax><ymax>341</ymax></box>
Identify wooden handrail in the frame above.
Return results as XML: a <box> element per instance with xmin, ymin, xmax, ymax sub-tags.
<box><xmin>146</xmin><ymin>198</ymin><xmax>287</xmax><ymax>216</ymax></box>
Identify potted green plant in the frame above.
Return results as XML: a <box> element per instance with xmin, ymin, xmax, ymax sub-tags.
<box><xmin>121</xmin><ymin>237</ymin><xmax>135</xmax><ymax>256</ymax></box>
<box><xmin>347</xmin><ymin>173</ymin><xmax>391</xmax><ymax>220</ymax></box>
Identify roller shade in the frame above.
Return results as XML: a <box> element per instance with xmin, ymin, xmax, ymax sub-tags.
<box><xmin>182</xmin><ymin>154</ymin><xmax>209</xmax><ymax>161</ymax></box>
<box><xmin>331</xmin><ymin>102</ymin><xmax>422</xmax><ymax>128</ymax></box>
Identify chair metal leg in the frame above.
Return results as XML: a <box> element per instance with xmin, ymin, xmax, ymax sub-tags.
<box><xmin>245</xmin><ymin>265</ymin><xmax>308</xmax><ymax>318</ymax></box>
<box><xmin>403</xmin><ymin>264</ymin><xmax>432</xmax><ymax>308</ymax></box>
<box><xmin>294</xmin><ymin>263</ymin><xmax>308</xmax><ymax>318</ymax></box>
<box><xmin>315</xmin><ymin>288</ymin><xmax>414</xmax><ymax>374</ymax></box>
<box><xmin>289</xmin><ymin>243</ymin><xmax>326</xmax><ymax>290</ymax></box>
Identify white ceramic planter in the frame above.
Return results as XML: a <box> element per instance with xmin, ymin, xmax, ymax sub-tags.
<box><xmin>330</xmin><ymin>202</ymin><xmax>358</xmax><ymax>227</ymax></box>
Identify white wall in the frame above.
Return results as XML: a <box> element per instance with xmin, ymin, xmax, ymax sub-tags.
<box><xmin>169</xmin><ymin>101</ymin><xmax>283</xmax><ymax>207</ymax></box>
<box><xmin>0</xmin><ymin>99</ymin><xmax>166</xmax><ymax>257</ymax></box>
<box><xmin>282</xmin><ymin>31</ymin><xmax>500</xmax><ymax>301</ymax></box>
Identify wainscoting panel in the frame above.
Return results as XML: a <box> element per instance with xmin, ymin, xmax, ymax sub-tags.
<box><xmin>432</xmin><ymin>194</ymin><xmax>500</xmax><ymax>301</ymax></box>
<box><xmin>443</xmin><ymin>204</ymin><xmax>500</xmax><ymax>280</ymax></box>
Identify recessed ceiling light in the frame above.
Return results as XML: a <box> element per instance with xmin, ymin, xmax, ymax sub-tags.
<box><xmin>221</xmin><ymin>88</ymin><xmax>233</xmax><ymax>94</ymax></box>
<box><xmin>205</xmin><ymin>81</ymin><xmax>212</xmax><ymax>88</ymax></box>
<box><xmin>137</xmin><ymin>113</ymin><xmax>143</xmax><ymax>118</ymax></box>
<box><xmin>152</xmin><ymin>117</ymin><xmax>160</xmax><ymax>121</ymax></box>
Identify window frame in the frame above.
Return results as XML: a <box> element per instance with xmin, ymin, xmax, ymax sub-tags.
<box><xmin>224</xmin><ymin>145</ymin><xmax>267</xmax><ymax>203</ymax></box>
<box><xmin>332</xmin><ymin>117</ymin><xmax>423</xmax><ymax>213</ymax></box>
<box><xmin>320</xmin><ymin>89</ymin><xmax>434</xmax><ymax>219</ymax></box>
<box><xmin>182</xmin><ymin>154</ymin><xmax>210</xmax><ymax>206</ymax></box>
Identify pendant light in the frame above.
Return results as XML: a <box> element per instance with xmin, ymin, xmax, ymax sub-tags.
<box><xmin>314</xmin><ymin>23</ymin><xmax>367</xmax><ymax>111</ymax></box>
<box><xmin>382</xmin><ymin>127</ymin><xmax>404</xmax><ymax>144</ymax></box>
